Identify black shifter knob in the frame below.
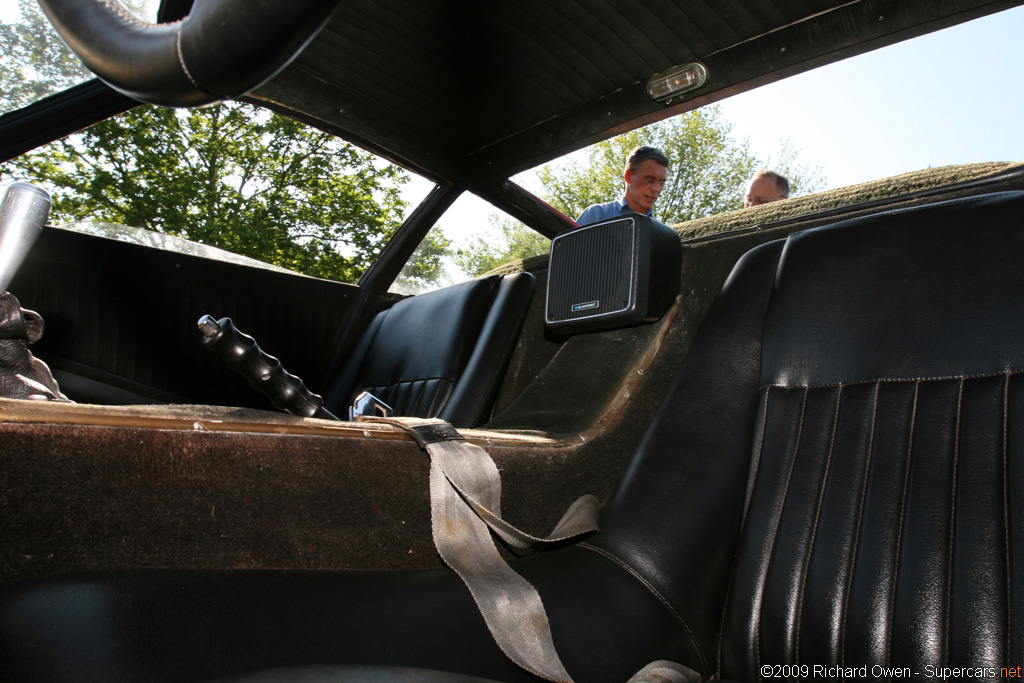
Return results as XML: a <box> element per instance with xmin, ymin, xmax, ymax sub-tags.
<box><xmin>0</xmin><ymin>182</ymin><xmax>50</xmax><ymax>293</ymax></box>
<box><xmin>197</xmin><ymin>314</ymin><xmax>337</xmax><ymax>420</ymax></box>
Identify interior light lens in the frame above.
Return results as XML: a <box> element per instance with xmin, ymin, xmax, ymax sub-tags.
<box><xmin>646</xmin><ymin>63</ymin><xmax>708</xmax><ymax>103</ymax></box>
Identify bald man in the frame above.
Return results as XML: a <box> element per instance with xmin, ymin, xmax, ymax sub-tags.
<box><xmin>744</xmin><ymin>170</ymin><xmax>790</xmax><ymax>208</ymax></box>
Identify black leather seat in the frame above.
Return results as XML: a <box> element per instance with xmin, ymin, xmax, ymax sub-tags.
<box><xmin>2</xmin><ymin>192</ymin><xmax>1023</xmax><ymax>682</ymax></box>
<box><xmin>323</xmin><ymin>272</ymin><xmax>534</xmax><ymax>427</ymax></box>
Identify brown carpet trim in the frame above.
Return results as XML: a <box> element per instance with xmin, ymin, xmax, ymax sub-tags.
<box><xmin>0</xmin><ymin>398</ymin><xmax>557</xmax><ymax>446</ymax></box>
<box><xmin>673</xmin><ymin>161</ymin><xmax>1024</xmax><ymax>240</ymax></box>
<box><xmin>485</xmin><ymin>162</ymin><xmax>1024</xmax><ymax>276</ymax></box>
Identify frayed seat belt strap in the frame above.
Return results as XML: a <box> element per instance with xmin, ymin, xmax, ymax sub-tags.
<box><xmin>370</xmin><ymin>417</ymin><xmax>699</xmax><ymax>683</ymax></box>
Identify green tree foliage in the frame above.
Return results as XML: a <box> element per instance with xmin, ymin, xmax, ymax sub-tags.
<box><xmin>454</xmin><ymin>219</ymin><xmax>550</xmax><ymax>277</ymax></box>
<box><xmin>538</xmin><ymin>106</ymin><xmax>825</xmax><ymax>225</ymax></box>
<box><xmin>394</xmin><ymin>228</ymin><xmax>455</xmax><ymax>294</ymax></box>
<box><xmin>0</xmin><ymin>0</ymin><xmax>93</xmax><ymax>110</ymax></box>
<box><xmin>458</xmin><ymin>107</ymin><xmax>824</xmax><ymax>276</ymax></box>
<box><xmin>2</xmin><ymin>1</ymin><xmax>410</xmax><ymax>284</ymax></box>
<box><xmin>2</xmin><ymin>103</ymin><xmax>409</xmax><ymax>282</ymax></box>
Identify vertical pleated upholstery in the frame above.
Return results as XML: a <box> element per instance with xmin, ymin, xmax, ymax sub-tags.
<box><xmin>712</xmin><ymin>192</ymin><xmax>1024</xmax><ymax>679</ymax></box>
<box><xmin>721</xmin><ymin>375</ymin><xmax>1023</xmax><ymax>676</ymax></box>
<box><xmin>323</xmin><ymin>272</ymin><xmax>534</xmax><ymax>427</ymax></box>
<box><xmin>575</xmin><ymin>192</ymin><xmax>1024</xmax><ymax>680</ymax></box>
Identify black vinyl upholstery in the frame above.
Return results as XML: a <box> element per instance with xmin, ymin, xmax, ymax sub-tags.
<box><xmin>2</xmin><ymin>192</ymin><xmax>1023</xmax><ymax>682</ymax></box>
<box><xmin>718</xmin><ymin>197</ymin><xmax>1024</xmax><ymax>675</ymax></box>
<box><xmin>323</xmin><ymin>272</ymin><xmax>534</xmax><ymax>427</ymax></box>
<box><xmin>593</xmin><ymin>190</ymin><xmax>1024</xmax><ymax>678</ymax></box>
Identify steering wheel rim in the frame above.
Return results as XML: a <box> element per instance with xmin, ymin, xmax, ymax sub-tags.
<box><xmin>36</xmin><ymin>0</ymin><xmax>342</xmax><ymax>107</ymax></box>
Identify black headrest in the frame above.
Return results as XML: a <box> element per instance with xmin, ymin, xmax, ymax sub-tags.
<box><xmin>762</xmin><ymin>191</ymin><xmax>1024</xmax><ymax>388</ymax></box>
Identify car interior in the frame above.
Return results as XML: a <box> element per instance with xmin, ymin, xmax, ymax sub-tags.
<box><xmin>1</xmin><ymin>1</ymin><xmax>1024</xmax><ymax>681</ymax></box>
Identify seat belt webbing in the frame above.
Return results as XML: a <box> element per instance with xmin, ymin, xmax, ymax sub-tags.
<box><xmin>372</xmin><ymin>417</ymin><xmax>699</xmax><ymax>683</ymax></box>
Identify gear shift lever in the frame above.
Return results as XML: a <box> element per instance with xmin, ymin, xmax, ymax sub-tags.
<box><xmin>197</xmin><ymin>314</ymin><xmax>338</xmax><ymax>420</ymax></box>
<box><xmin>0</xmin><ymin>182</ymin><xmax>50</xmax><ymax>293</ymax></box>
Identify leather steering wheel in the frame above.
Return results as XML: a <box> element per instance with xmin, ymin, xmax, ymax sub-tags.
<box><xmin>36</xmin><ymin>0</ymin><xmax>342</xmax><ymax>107</ymax></box>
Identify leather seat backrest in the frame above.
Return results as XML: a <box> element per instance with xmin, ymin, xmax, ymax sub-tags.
<box><xmin>324</xmin><ymin>272</ymin><xmax>534</xmax><ymax>427</ymax></box>
<box><xmin>593</xmin><ymin>191</ymin><xmax>1024</xmax><ymax>679</ymax></box>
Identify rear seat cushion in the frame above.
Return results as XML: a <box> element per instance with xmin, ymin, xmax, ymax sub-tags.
<box><xmin>324</xmin><ymin>272</ymin><xmax>534</xmax><ymax>426</ymax></box>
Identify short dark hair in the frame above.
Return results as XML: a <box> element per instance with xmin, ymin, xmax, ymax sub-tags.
<box><xmin>753</xmin><ymin>169</ymin><xmax>790</xmax><ymax>197</ymax></box>
<box><xmin>625</xmin><ymin>146</ymin><xmax>669</xmax><ymax>173</ymax></box>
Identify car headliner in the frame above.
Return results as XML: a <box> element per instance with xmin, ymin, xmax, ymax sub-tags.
<box><xmin>251</xmin><ymin>0</ymin><xmax>1019</xmax><ymax>185</ymax></box>
<box><xmin>3</xmin><ymin>0</ymin><xmax>1022</xmax><ymax>232</ymax></box>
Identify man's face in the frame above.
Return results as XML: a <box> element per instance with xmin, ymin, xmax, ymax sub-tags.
<box><xmin>623</xmin><ymin>159</ymin><xmax>668</xmax><ymax>214</ymax></box>
<box><xmin>744</xmin><ymin>175</ymin><xmax>787</xmax><ymax>207</ymax></box>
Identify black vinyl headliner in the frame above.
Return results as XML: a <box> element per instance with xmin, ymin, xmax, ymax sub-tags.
<box><xmin>3</xmin><ymin>0</ymin><xmax>1022</xmax><ymax>203</ymax></box>
<box><xmin>249</xmin><ymin>0</ymin><xmax>1022</xmax><ymax>187</ymax></box>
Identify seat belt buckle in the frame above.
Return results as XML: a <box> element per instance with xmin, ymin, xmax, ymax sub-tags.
<box><xmin>349</xmin><ymin>391</ymin><xmax>394</xmax><ymax>421</ymax></box>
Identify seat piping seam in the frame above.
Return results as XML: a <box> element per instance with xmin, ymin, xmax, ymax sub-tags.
<box><xmin>839</xmin><ymin>381</ymin><xmax>880</xmax><ymax>666</ymax></box>
<box><xmin>942</xmin><ymin>378</ymin><xmax>965</xmax><ymax>668</ymax></box>
<box><xmin>577</xmin><ymin>542</ymin><xmax>710</xmax><ymax>676</ymax></box>
<box><xmin>886</xmin><ymin>381</ymin><xmax>920</xmax><ymax>664</ymax></box>
<box><xmin>756</xmin><ymin>387</ymin><xmax>809</xmax><ymax>670</ymax></box>
<box><xmin>364</xmin><ymin>375</ymin><xmax>457</xmax><ymax>387</ymax></box>
<box><xmin>761</xmin><ymin>368</ymin><xmax>1024</xmax><ymax>391</ymax></box>
<box><xmin>794</xmin><ymin>385</ymin><xmax>843</xmax><ymax>663</ymax></box>
<box><xmin>741</xmin><ymin>389</ymin><xmax>771</xmax><ymax>528</ymax></box>
<box><xmin>426</xmin><ymin>380</ymin><xmax>451</xmax><ymax>417</ymax></box>
<box><xmin>717</xmin><ymin>385</ymin><xmax>773</xmax><ymax>678</ymax></box>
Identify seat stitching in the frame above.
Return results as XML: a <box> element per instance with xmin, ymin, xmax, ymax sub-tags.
<box><xmin>362</xmin><ymin>378</ymin><xmax>455</xmax><ymax>417</ymax></box>
<box><xmin>741</xmin><ymin>389</ymin><xmax>771</xmax><ymax>525</ymax></box>
<box><xmin>578</xmin><ymin>542</ymin><xmax>710</xmax><ymax>675</ymax></box>
<box><xmin>943</xmin><ymin>378</ymin><xmax>964</xmax><ymax>668</ymax></box>
<box><xmin>757</xmin><ymin>387</ymin><xmax>809</xmax><ymax>671</ymax></box>
<box><xmin>887</xmin><ymin>381</ymin><xmax>920</xmax><ymax>665</ymax></box>
<box><xmin>367</xmin><ymin>377</ymin><xmax>455</xmax><ymax>399</ymax></box>
<box><xmin>760</xmin><ymin>368</ymin><xmax>1024</xmax><ymax>391</ymax></box>
<box><xmin>718</xmin><ymin>386</ymin><xmax>773</xmax><ymax>677</ymax></box>
<box><xmin>378</xmin><ymin>376</ymin><xmax>457</xmax><ymax>387</ymax></box>
<box><xmin>839</xmin><ymin>381</ymin><xmax>880</xmax><ymax>666</ymax></box>
<box><xmin>794</xmin><ymin>385</ymin><xmax>843</xmax><ymax>664</ymax></box>
<box><xmin>426</xmin><ymin>380</ymin><xmax>452</xmax><ymax>417</ymax></box>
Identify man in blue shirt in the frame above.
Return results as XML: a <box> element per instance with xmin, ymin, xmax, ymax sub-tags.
<box><xmin>576</xmin><ymin>146</ymin><xmax>670</xmax><ymax>225</ymax></box>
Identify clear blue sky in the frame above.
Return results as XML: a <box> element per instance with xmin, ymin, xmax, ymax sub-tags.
<box><xmin>716</xmin><ymin>4</ymin><xmax>1024</xmax><ymax>190</ymax></box>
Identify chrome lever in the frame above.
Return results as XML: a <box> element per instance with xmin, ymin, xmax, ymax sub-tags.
<box><xmin>349</xmin><ymin>391</ymin><xmax>394</xmax><ymax>421</ymax></box>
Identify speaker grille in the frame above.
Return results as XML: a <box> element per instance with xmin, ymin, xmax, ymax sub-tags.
<box><xmin>547</xmin><ymin>218</ymin><xmax>636</xmax><ymax>323</ymax></box>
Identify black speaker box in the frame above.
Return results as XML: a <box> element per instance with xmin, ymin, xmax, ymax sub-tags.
<box><xmin>544</xmin><ymin>213</ymin><xmax>681</xmax><ymax>334</ymax></box>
